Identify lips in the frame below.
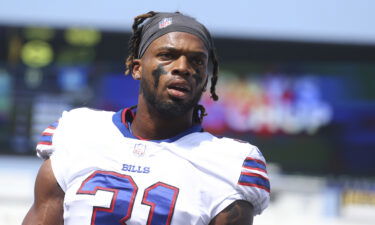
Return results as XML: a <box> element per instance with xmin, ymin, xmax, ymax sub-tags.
<box><xmin>167</xmin><ymin>80</ymin><xmax>191</xmax><ymax>99</ymax></box>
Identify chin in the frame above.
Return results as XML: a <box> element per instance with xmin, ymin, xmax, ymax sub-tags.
<box><xmin>141</xmin><ymin>83</ymin><xmax>202</xmax><ymax>118</ymax></box>
<box><xmin>154</xmin><ymin>99</ymin><xmax>195</xmax><ymax>118</ymax></box>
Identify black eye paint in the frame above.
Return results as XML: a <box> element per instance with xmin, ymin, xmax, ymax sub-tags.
<box><xmin>192</xmin><ymin>68</ymin><xmax>203</xmax><ymax>85</ymax></box>
<box><xmin>152</xmin><ymin>64</ymin><xmax>167</xmax><ymax>88</ymax></box>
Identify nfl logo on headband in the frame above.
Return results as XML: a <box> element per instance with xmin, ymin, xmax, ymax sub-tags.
<box><xmin>159</xmin><ymin>18</ymin><xmax>173</xmax><ymax>29</ymax></box>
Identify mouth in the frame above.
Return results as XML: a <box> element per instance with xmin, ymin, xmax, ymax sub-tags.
<box><xmin>167</xmin><ymin>80</ymin><xmax>191</xmax><ymax>99</ymax></box>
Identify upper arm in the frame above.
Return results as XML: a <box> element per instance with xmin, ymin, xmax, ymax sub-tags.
<box><xmin>209</xmin><ymin>200</ymin><xmax>254</xmax><ymax>225</ymax></box>
<box><xmin>22</xmin><ymin>159</ymin><xmax>65</xmax><ymax>225</ymax></box>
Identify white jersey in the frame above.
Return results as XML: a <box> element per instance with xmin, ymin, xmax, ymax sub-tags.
<box><xmin>36</xmin><ymin>107</ymin><xmax>270</xmax><ymax>225</ymax></box>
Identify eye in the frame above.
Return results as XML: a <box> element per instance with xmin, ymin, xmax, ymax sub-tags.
<box><xmin>158</xmin><ymin>52</ymin><xmax>174</xmax><ymax>60</ymax></box>
<box><xmin>192</xmin><ymin>57</ymin><xmax>205</xmax><ymax>66</ymax></box>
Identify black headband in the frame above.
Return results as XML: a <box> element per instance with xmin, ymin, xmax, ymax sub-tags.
<box><xmin>137</xmin><ymin>13</ymin><xmax>213</xmax><ymax>58</ymax></box>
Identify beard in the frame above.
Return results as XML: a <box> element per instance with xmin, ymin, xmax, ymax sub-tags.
<box><xmin>140</xmin><ymin>79</ymin><xmax>203</xmax><ymax>119</ymax></box>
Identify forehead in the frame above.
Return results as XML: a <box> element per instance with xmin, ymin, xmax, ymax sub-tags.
<box><xmin>145</xmin><ymin>32</ymin><xmax>208</xmax><ymax>54</ymax></box>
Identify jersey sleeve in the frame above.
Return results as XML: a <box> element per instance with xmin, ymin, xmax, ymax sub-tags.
<box><xmin>36</xmin><ymin>120</ymin><xmax>60</xmax><ymax>159</ymax></box>
<box><xmin>35</xmin><ymin>110</ymin><xmax>72</xmax><ymax>191</ymax></box>
<box><xmin>236</xmin><ymin>145</ymin><xmax>270</xmax><ymax>215</ymax></box>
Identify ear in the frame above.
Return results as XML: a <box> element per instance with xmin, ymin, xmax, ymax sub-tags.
<box><xmin>132</xmin><ymin>59</ymin><xmax>142</xmax><ymax>80</ymax></box>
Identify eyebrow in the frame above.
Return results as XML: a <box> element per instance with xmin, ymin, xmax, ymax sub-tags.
<box><xmin>156</xmin><ymin>47</ymin><xmax>208</xmax><ymax>58</ymax></box>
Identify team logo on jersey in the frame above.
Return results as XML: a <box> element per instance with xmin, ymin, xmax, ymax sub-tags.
<box><xmin>133</xmin><ymin>143</ymin><xmax>146</xmax><ymax>157</ymax></box>
<box><xmin>159</xmin><ymin>17</ymin><xmax>172</xmax><ymax>29</ymax></box>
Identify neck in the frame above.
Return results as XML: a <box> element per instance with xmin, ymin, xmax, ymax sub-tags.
<box><xmin>131</xmin><ymin>97</ymin><xmax>195</xmax><ymax>140</ymax></box>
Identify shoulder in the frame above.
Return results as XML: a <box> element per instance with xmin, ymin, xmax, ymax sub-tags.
<box><xmin>53</xmin><ymin>107</ymin><xmax>116</xmax><ymax>142</ymax></box>
<box><xmin>178</xmin><ymin>132</ymin><xmax>263</xmax><ymax>164</ymax></box>
<box><xmin>174</xmin><ymin>132</ymin><xmax>270</xmax><ymax>216</ymax></box>
<box><xmin>199</xmin><ymin>134</ymin><xmax>270</xmax><ymax>215</ymax></box>
<box><xmin>61</xmin><ymin>107</ymin><xmax>114</xmax><ymax>122</ymax></box>
<box><xmin>50</xmin><ymin>107</ymin><xmax>115</xmax><ymax>139</ymax></box>
<box><xmin>196</xmin><ymin>133</ymin><xmax>262</xmax><ymax>158</ymax></box>
<box><xmin>216</xmin><ymin>136</ymin><xmax>261</xmax><ymax>152</ymax></box>
<box><xmin>229</xmin><ymin>138</ymin><xmax>269</xmax><ymax>215</ymax></box>
<box><xmin>36</xmin><ymin>107</ymin><xmax>114</xmax><ymax>159</ymax></box>
<box><xmin>219</xmin><ymin>137</ymin><xmax>266</xmax><ymax>168</ymax></box>
<box><xmin>55</xmin><ymin>107</ymin><xmax>115</xmax><ymax>132</ymax></box>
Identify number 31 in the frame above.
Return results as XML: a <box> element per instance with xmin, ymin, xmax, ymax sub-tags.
<box><xmin>77</xmin><ymin>171</ymin><xmax>179</xmax><ymax>225</ymax></box>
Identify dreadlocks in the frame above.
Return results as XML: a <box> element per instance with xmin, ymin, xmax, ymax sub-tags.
<box><xmin>125</xmin><ymin>11</ymin><xmax>156</xmax><ymax>75</ymax></box>
<box><xmin>125</xmin><ymin>11</ymin><xmax>219</xmax><ymax>123</ymax></box>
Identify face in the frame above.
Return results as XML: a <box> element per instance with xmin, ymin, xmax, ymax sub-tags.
<box><xmin>133</xmin><ymin>32</ymin><xmax>209</xmax><ymax>118</ymax></box>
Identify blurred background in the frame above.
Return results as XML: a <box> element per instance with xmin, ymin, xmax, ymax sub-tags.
<box><xmin>0</xmin><ymin>0</ymin><xmax>374</xmax><ymax>224</ymax></box>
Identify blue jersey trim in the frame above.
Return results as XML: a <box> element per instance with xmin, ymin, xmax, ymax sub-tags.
<box><xmin>39</xmin><ymin>135</ymin><xmax>53</xmax><ymax>143</ymax></box>
<box><xmin>243</xmin><ymin>159</ymin><xmax>267</xmax><ymax>171</ymax></box>
<box><xmin>49</xmin><ymin>121</ymin><xmax>59</xmax><ymax>128</ymax></box>
<box><xmin>112</xmin><ymin>108</ymin><xmax>203</xmax><ymax>143</ymax></box>
<box><xmin>239</xmin><ymin>174</ymin><xmax>270</xmax><ymax>189</ymax></box>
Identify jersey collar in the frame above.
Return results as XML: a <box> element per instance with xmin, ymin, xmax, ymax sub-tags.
<box><xmin>112</xmin><ymin>107</ymin><xmax>203</xmax><ymax>143</ymax></box>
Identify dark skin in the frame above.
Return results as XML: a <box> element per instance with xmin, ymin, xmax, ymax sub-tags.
<box><xmin>131</xmin><ymin>32</ymin><xmax>209</xmax><ymax>140</ymax></box>
<box><xmin>23</xmin><ymin>32</ymin><xmax>254</xmax><ymax>225</ymax></box>
<box><xmin>210</xmin><ymin>201</ymin><xmax>254</xmax><ymax>225</ymax></box>
<box><xmin>22</xmin><ymin>159</ymin><xmax>64</xmax><ymax>225</ymax></box>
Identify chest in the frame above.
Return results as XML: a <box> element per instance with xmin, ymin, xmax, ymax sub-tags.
<box><xmin>63</xmin><ymin>141</ymin><xmax>220</xmax><ymax>225</ymax></box>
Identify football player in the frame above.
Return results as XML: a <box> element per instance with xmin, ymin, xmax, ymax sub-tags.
<box><xmin>23</xmin><ymin>11</ymin><xmax>270</xmax><ymax>225</ymax></box>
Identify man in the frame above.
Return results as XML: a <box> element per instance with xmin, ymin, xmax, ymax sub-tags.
<box><xmin>23</xmin><ymin>11</ymin><xmax>270</xmax><ymax>225</ymax></box>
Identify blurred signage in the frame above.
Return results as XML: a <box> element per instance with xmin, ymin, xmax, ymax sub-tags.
<box><xmin>202</xmin><ymin>74</ymin><xmax>333</xmax><ymax>135</ymax></box>
<box><xmin>340</xmin><ymin>185</ymin><xmax>375</xmax><ymax>221</ymax></box>
<box><xmin>64</xmin><ymin>28</ymin><xmax>101</xmax><ymax>46</ymax></box>
<box><xmin>21</xmin><ymin>40</ymin><xmax>53</xmax><ymax>68</ymax></box>
<box><xmin>342</xmin><ymin>189</ymin><xmax>375</xmax><ymax>206</ymax></box>
<box><xmin>5</xmin><ymin>26</ymin><xmax>102</xmax><ymax>67</ymax></box>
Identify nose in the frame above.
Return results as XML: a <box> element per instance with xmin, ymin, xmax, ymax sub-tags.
<box><xmin>171</xmin><ymin>55</ymin><xmax>193</xmax><ymax>77</ymax></box>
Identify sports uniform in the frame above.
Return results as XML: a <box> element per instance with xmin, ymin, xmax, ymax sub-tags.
<box><xmin>36</xmin><ymin>107</ymin><xmax>270</xmax><ymax>225</ymax></box>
